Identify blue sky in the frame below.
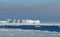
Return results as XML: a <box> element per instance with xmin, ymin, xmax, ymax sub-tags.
<box><xmin>0</xmin><ymin>0</ymin><xmax>60</xmax><ymax>3</ymax></box>
<box><xmin>0</xmin><ymin>0</ymin><xmax>60</xmax><ymax>22</ymax></box>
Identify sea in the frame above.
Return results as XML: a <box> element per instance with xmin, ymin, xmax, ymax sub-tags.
<box><xmin>0</xmin><ymin>25</ymin><xmax>60</xmax><ymax>32</ymax></box>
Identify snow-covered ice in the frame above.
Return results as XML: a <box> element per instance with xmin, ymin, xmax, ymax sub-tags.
<box><xmin>0</xmin><ymin>28</ymin><xmax>60</xmax><ymax>37</ymax></box>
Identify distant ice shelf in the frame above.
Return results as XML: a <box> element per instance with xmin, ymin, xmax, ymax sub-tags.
<box><xmin>0</xmin><ymin>19</ymin><xmax>60</xmax><ymax>26</ymax></box>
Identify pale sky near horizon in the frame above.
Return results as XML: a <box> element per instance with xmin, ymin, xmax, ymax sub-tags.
<box><xmin>0</xmin><ymin>0</ymin><xmax>60</xmax><ymax>3</ymax></box>
<box><xmin>0</xmin><ymin>0</ymin><xmax>60</xmax><ymax>22</ymax></box>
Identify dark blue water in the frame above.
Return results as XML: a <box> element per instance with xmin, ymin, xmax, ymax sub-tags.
<box><xmin>0</xmin><ymin>25</ymin><xmax>60</xmax><ymax>32</ymax></box>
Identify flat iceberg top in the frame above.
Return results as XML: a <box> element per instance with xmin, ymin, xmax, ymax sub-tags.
<box><xmin>0</xmin><ymin>19</ymin><xmax>60</xmax><ymax>26</ymax></box>
<box><xmin>0</xmin><ymin>19</ymin><xmax>41</xmax><ymax>25</ymax></box>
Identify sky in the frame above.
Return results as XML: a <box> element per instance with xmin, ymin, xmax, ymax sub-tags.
<box><xmin>0</xmin><ymin>0</ymin><xmax>60</xmax><ymax>3</ymax></box>
<box><xmin>0</xmin><ymin>0</ymin><xmax>60</xmax><ymax>22</ymax></box>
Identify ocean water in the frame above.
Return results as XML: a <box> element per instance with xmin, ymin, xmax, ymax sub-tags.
<box><xmin>0</xmin><ymin>25</ymin><xmax>60</xmax><ymax>32</ymax></box>
<box><xmin>0</xmin><ymin>25</ymin><xmax>60</xmax><ymax>37</ymax></box>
